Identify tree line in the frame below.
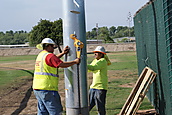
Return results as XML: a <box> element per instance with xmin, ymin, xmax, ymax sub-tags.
<box><xmin>87</xmin><ymin>26</ymin><xmax>134</xmax><ymax>43</ymax></box>
<box><xmin>0</xmin><ymin>30</ymin><xmax>28</xmax><ymax>45</ymax></box>
<box><xmin>0</xmin><ymin>19</ymin><xmax>134</xmax><ymax>46</ymax></box>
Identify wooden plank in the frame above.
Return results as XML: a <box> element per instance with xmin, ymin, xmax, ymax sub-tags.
<box><xmin>133</xmin><ymin>72</ymin><xmax>156</xmax><ymax>115</ymax></box>
<box><xmin>136</xmin><ymin>109</ymin><xmax>158</xmax><ymax>114</ymax></box>
<box><xmin>126</xmin><ymin>69</ymin><xmax>152</xmax><ymax>114</ymax></box>
<box><xmin>132</xmin><ymin>69</ymin><xmax>156</xmax><ymax>114</ymax></box>
<box><xmin>119</xmin><ymin>67</ymin><xmax>157</xmax><ymax>115</ymax></box>
<box><xmin>125</xmin><ymin>67</ymin><xmax>150</xmax><ymax>114</ymax></box>
<box><xmin>119</xmin><ymin>68</ymin><xmax>148</xmax><ymax>115</ymax></box>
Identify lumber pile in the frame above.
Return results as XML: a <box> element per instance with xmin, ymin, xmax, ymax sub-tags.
<box><xmin>119</xmin><ymin>67</ymin><xmax>157</xmax><ymax>115</ymax></box>
<box><xmin>136</xmin><ymin>109</ymin><xmax>159</xmax><ymax>115</ymax></box>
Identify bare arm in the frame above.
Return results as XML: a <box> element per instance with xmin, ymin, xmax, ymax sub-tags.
<box><xmin>58</xmin><ymin>58</ymin><xmax>80</xmax><ymax>68</ymax></box>
<box><xmin>56</xmin><ymin>46</ymin><xmax>70</xmax><ymax>58</ymax></box>
<box><xmin>56</xmin><ymin>52</ymin><xmax>65</xmax><ymax>58</ymax></box>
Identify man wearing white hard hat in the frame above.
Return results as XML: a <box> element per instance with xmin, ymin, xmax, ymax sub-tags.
<box><xmin>87</xmin><ymin>46</ymin><xmax>111</xmax><ymax>115</ymax></box>
<box><xmin>33</xmin><ymin>38</ymin><xmax>80</xmax><ymax>115</ymax></box>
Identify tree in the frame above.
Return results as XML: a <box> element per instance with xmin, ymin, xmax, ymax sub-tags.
<box><xmin>130</xmin><ymin>27</ymin><xmax>135</xmax><ymax>37</ymax></box>
<box><xmin>28</xmin><ymin>19</ymin><xmax>63</xmax><ymax>52</ymax></box>
<box><xmin>28</xmin><ymin>19</ymin><xmax>53</xmax><ymax>46</ymax></box>
<box><xmin>0</xmin><ymin>32</ymin><xmax>4</xmax><ymax>44</ymax></box>
<box><xmin>104</xmin><ymin>34</ymin><xmax>114</xmax><ymax>43</ymax></box>
<box><xmin>0</xmin><ymin>30</ymin><xmax>28</xmax><ymax>45</ymax></box>
<box><xmin>3</xmin><ymin>31</ymin><xmax>13</xmax><ymax>45</ymax></box>
<box><xmin>99</xmin><ymin>27</ymin><xmax>114</xmax><ymax>43</ymax></box>
<box><xmin>99</xmin><ymin>27</ymin><xmax>109</xmax><ymax>35</ymax></box>
<box><xmin>86</xmin><ymin>25</ymin><xmax>134</xmax><ymax>43</ymax></box>
<box><xmin>0</xmin><ymin>24</ymin><xmax>134</xmax><ymax>45</ymax></box>
<box><xmin>109</xmin><ymin>26</ymin><xmax>116</xmax><ymax>36</ymax></box>
<box><xmin>86</xmin><ymin>31</ymin><xmax>91</xmax><ymax>39</ymax></box>
<box><xmin>6</xmin><ymin>30</ymin><xmax>14</xmax><ymax>36</ymax></box>
<box><xmin>90</xmin><ymin>28</ymin><xmax>97</xmax><ymax>39</ymax></box>
<box><xmin>50</xmin><ymin>19</ymin><xmax>63</xmax><ymax>53</ymax></box>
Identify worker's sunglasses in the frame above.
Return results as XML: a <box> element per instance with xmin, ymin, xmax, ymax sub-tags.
<box><xmin>53</xmin><ymin>46</ymin><xmax>57</xmax><ymax>49</ymax></box>
<box><xmin>50</xmin><ymin>44</ymin><xmax>57</xmax><ymax>49</ymax></box>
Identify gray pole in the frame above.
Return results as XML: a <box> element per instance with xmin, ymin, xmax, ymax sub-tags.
<box><xmin>62</xmin><ymin>0</ymin><xmax>89</xmax><ymax>115</ymax></box>
<box><xmin>96</xmin><ymin>23</ymin><xmax>99</xmax><ymax>44</ymax></box>
<box><xmin>127</xmin><ymin>12</ymin><xmax>132</xmax><ymax>40</ymax></box>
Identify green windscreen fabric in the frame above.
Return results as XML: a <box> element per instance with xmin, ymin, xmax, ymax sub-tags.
<box><xmin>134</xmin><ymin>0</ymin><xmax>172</xmax><ymax>114</ymax></box>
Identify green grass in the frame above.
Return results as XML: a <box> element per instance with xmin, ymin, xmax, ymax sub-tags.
<box><xmin>88</xmin><ymin>51</ymin><xmax>154</xmax><ymax>115</ymax></box>
<box><xmin>108</xmin><ymin>51</ymin><xmax>138</xmax><ymax>70</ymax></box>
<box><xmin>0</xmin><ymin>55</ymin><xmax>37</xmax><ymax>63</ymax></box>
<box><xmin>0</xmin><ymin>55</ymin><xmax>36</xmax><ymax>88</ymax></box>
<box><xmin>0</xmin><ymin>69</ymin><xmax>33</xmax><ymax>86</ymax></box>
<box><xmin>0</xmin><ymin>52</ymin><xmax>154</xmax><ymax>115</ymax></box>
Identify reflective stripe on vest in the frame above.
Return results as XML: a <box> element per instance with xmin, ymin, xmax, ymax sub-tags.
<box><xmin>34</xmin><ymin>72</ymin><xmax>59</xmax><ymax>77</ymax></box>
<box><xmin>33</xmin><ymin>50</ymin><xmax>59</xmax><ymax>91</ymax></box>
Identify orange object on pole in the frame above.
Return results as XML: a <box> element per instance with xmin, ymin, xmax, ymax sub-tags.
<box><xmin>70</xmin><ymin>34</ymin><xmax>84</xmax><ymax>58</ymax></box>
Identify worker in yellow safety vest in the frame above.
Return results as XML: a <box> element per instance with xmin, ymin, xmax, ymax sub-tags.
<box><xmin>33</xmin><ymin>38</ymin><xmax>80</xmax><ymax>115</ymax></box>
<box><xmin>87</xmin><ymin>46</ymin><xmax>111</xmax><ymax>115</ymax></box>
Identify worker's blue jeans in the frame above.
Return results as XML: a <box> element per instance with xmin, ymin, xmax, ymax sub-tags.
<box><xmin>34</xmin><ymin>90</ymin><xmax>63</xmax><ymax>115</ymax></box>
<box><xmin>89</xmin><ymin>88</ymin><xmax>107</xmax><ymax>115</ymax></box>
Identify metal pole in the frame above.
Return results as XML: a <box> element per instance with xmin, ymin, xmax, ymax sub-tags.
<box><xmin>127</xmin><ymin>12</ymin><xmax>132</xmax><ymax>40</ymax></box>
<box><xmin>62</xmin><ymin>0</ymin><xmax>89</xmax><ymax>115</ymax></box>
<box><xmin>96</xmin><ymin>23</ymin><xmax>98</xmax><ymax>44</ymax></box>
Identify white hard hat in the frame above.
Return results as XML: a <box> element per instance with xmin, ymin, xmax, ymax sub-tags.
<box><xmin>41</xmin><ymin>38</ymin><xmax>55</xmax><ymax>44</ymax></box>
<box><xmin>36</xmin><ymin>38</ymin><xmax>56</xmax><ymax>50</ymax></box>
<box><xmin>93</xmin><ymin>46</ymin><xmax>106</xmax><ymax>54</ymax></box>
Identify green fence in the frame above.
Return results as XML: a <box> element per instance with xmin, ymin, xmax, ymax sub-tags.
<box><xmin>134</xmin><ymin>0</ymin><xmax>172</xmax><ymax>114</ymax></box>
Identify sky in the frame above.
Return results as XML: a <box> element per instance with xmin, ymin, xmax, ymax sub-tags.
<box><xmin>0</xmin><ymin>0</ymin><xmax>149</xmax><ymax>32</ymax></box>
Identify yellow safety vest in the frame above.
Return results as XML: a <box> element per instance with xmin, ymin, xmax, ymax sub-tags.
<box><xmin>33</xmin><ymin>50</ymin><xmax>59</xmax><ymax>91</ymax></box>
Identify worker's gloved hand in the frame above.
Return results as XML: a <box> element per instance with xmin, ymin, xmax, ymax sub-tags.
<box><xmin>63</xmin><ymin>46</ymin><xmax>70</xmax><ymax>54</ymax></box>
<box><xmin>74</xmin><ymin>58</ymin><xmax>81</xmax><ymax>64</ymax></box>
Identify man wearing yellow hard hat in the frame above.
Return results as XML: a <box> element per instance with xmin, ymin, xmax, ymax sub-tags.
<box><xmin>33</xmin><ymin>38</ymin><xmax>80</xmax><ymax>115</ymax></box>
<box><xmin>87</xmin><ymin>46</ymin><xmax>111</xmax><ymax>115</ymax></box>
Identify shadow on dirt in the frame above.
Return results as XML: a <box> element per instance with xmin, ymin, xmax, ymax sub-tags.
<box><xmin>11</xmin><ymin>87</ymin><xmax>33</xmax><ymax>115</ymax></box>
<box><xmin>9</xmin><ymin>69</ymin><xmax>34</xmax><ymax>115</ymax></box>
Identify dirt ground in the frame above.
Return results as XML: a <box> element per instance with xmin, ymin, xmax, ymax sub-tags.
<box><xmin>0</xmin><ymin>78</ymin><xmax>67</xmax><ymax>115</ymax></box>
<box><xmin>0</xmin><ymin>59</ymin><xmax>122</xmax><ymax>115</ymax></box>
<box><xmin>0</xmin><ymin>79</ymin><xmax>36</xmax><ymax>115</ymax></box>
<box><xmin>0</xmin><ymin>58</ymin><xmax>158</xmax><ymax>115</ymax></box>
<box><xmin>0</xmin><ymin>73</ymin><xmax>158</xmax><ymax>115</ymax></box>
<box><xmin>0</xmin><ymin>60</ymin><xmax>38</xmax><ymax>115</ymax></box>
<box><xmin>0</xmin><ymin>58</ymin><xmax>68</xmax><ymax>115</ymax></box>
<box><xmin>0</xmin><ymin>71</ymin><xmax>66</xmax><ymax>115</ymax></box>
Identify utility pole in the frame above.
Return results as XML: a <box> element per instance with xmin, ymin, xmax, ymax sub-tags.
<box><xmin>127</xmin><ymin>12</ymin><xmax>132</xmax><ymax>40</ymax></box>
<box><xmin>96</xmin><ymin>23</ymin><xmax>99</xmax><ymax>44</ymax></box>
<box><xmin>62</xmin><ymin>0</ymin><xmax>89</xmax><ymax>115</ymax></box>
